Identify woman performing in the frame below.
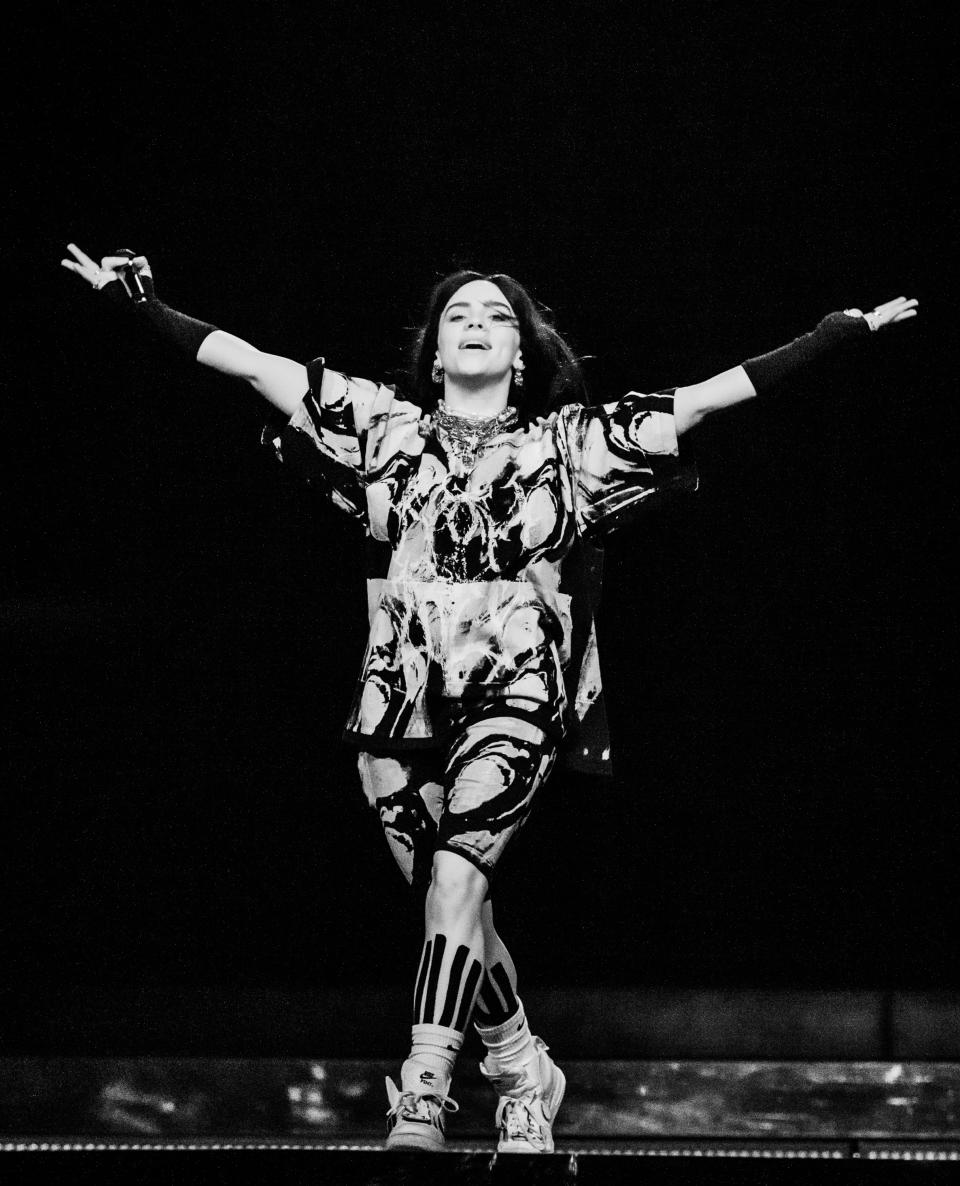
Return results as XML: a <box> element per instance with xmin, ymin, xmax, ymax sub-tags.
<box><xmin>61</xmin><ymin>243</ymin><xmax>917</xmax><ymax>1153</ymax></box>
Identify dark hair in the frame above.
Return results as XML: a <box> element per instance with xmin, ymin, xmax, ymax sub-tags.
<box><xmin>407</xmin><ymin>270</ymin><xmax>589</xmax><ymax>424</ymax></box>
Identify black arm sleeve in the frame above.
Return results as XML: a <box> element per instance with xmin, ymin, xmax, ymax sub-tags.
<box><xmin>742</xmin><ymin>311</ymin><xmax>870</xmax><ymax>393</ymax></box>
<box><xmin>102</xmin><ymin>276</ymin><xmax>218</xmax><ymax>359</ymax></box>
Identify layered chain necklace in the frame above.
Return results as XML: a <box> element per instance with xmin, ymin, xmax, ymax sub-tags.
<box><xmin>431</xmin><ymin>401</ymin><xmax>519</xmax><ymax>468</ymax></box>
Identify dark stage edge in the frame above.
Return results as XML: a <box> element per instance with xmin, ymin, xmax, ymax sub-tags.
<box><xmin>2</xmin><ymin>1143</ymin><xmax>960</xmax><ymax>1186</ymax></box>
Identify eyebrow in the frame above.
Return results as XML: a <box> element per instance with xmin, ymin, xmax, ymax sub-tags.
<box><xmin>444</xmin><ymin>300</ymin><xmax>516</xmax><ymax>315</ymax></box>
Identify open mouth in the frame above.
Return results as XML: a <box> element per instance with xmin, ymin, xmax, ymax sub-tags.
<box><xmin>460</xmin><ymin>341</ymin><xmax>490</xmax><ymax>350</ymax></box>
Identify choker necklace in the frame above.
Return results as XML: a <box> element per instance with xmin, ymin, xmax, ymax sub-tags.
<box><xmin>433</xmin><ymin>402</ymin><xmax>518</xmax><ymax>467</ymax></box>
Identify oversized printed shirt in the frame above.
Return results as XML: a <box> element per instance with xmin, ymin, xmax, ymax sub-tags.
<box><xmin>270</xmin><ymin>359</ymin><xmax>696</xmax><ymax>772</ymax></box>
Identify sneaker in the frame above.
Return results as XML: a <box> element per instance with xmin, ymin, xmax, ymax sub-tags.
<box><xmin>479</xmin><ymin>1036</ymin><xmax>565</xmax><ymax>1154</ymax></box>
<box><xmin>384</xmin><ymin>1076</ymin><xmax>459</xmax><ymax>1152</ymax></box>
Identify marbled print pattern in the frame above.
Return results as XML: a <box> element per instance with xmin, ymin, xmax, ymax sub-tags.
<box><xmin>358</xmin><ymin>713</ymin><xmax>556</xmax><ymax>879</ymax></box>
<box><xmin>273</xmin><ymin>366</ymin><xmax>691</xmax><ymax>750</ymax></box>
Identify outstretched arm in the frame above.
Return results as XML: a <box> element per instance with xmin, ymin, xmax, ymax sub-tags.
<box><xmin>61</xmin><ymin>244</ymin><xmax>307</xmax><ymax>416</ymax></box>
<box><xmin>672</xmin><ymin>297</ymin><xmax>919</xmax><ymax>436</ymax></box>
<box><xmin>195</xmin><ymin>332</ymin><xmax>307</xmax><ymax>416</ymax></box>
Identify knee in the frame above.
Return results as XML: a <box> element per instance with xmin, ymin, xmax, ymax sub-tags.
<box><xmin>426</xmin><ymin>852</ymin><xmax>488</xmax><ymax>925</ymax></box>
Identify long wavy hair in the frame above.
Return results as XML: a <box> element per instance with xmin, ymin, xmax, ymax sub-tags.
<box><xmin>407</xmin><ymin>270</ymin><xmax>589</xmax><ymax>424</ymax></box>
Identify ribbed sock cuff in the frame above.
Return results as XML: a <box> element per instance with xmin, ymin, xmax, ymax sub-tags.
<box><xmin>403</xmin><ymin>1022</ymin><xmax>464</xmax><ymax>1093</ymax></box>
<box><xmin>411</xmin><ymin>1022</ymin><xmax>464</xmax><ymax>1053</ymax></box>
<box><xmin>475</xmin><ymin>1000</ymin><xmax>526</xmax><ymax>1046</ymax></box>
<box><xmin>475</xmin><ymin>999</ymin><xmax>538</xmax><ymax>1071</ymax></box>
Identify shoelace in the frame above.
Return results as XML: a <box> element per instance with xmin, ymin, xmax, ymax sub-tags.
<box><xmin>387</xmin><ymin>1090</ymin><xmax>459</xmax><ymax>1122</ymax></box>
<box><xmin>497</xmin><ymin>1095</ymin><xmax>547</xmax><ymax>1149</ymax></box>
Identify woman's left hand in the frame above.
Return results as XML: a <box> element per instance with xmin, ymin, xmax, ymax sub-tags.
<box><xmin>844</xmin><ymin>296</ymin><xmax>919</xmax><ymax>332</ymax></box>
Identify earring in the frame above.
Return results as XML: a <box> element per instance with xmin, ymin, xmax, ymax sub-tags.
<box><xmin>513</xmin><ymin>364</ymin><xmax>524</xmax><ymax>389</ymax></box>
<box><xmin>431</xmin><ymin>360</ymin><xmax>444</xmax><ymax>384</ymax></box>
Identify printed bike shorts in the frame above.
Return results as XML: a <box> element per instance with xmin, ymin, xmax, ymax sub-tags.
<box><xmin>356</xmin><ymin>703</ymin><xmax>557</xmax><ymax>890</ymax></box>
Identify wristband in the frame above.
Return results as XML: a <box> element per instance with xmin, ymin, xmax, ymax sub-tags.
<box><xmin>742</xmin><ymin>311</ymin><xmax>870</xmax><ymax>393</ymax></box>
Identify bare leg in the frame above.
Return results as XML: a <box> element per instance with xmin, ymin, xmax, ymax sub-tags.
<box><xmin>475</xmin><ymin>898</ymin><xmax>535</xmax><ymax>1066</ymax></box>
<box><xmin>476</xmin><ymin>899</ymin><xmax>521</xmax><ymax>1023</ymax></box>
<box><xmin>358</xmin><ymin>756</ymin><xmax>486</xmax><ymax>1085</ymax></box>
<box><xmin>417</xmin><ymin>851</ymin><xmax>488</xmax><ymax>1027</ymax></box>
<box><xmin>473</xmin><ymin>896</ymin><xmax>565</xmax><ymax>1153</ymax></box>
<box><xmin>383</xmin><ymin>850</ymin><xmax>489</xmax><ymax>1150</ymax></box>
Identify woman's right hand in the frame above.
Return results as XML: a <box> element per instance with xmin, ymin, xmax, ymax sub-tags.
<box><xmin>61</xmin><ymin>242</ymin><xmax>309</xmax><ymax>413</ymax></box>
<box><xmin>60</xmin><ymin>243</ymin><xmax>153</xmax><ymax>299</ymax></box>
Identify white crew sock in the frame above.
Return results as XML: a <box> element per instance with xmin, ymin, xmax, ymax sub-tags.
<box><xmin>401</xmin><ymin>1022</ymin><xmax>463</xmax><ymax>1095</ymax></box>
<box><xmin>475</xmin><ymin>998</ymin><xmax>538</xmax><ymax>1075</ymax></box>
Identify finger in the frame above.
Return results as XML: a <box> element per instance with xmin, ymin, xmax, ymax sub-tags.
<box><xmin>877</xmin><ymin>297</ymin><xmax>914</xmax><ymax>314</ymax></box>
<box><xmin>66</xmin><ymin>243</ymin><xmax>97</xmax><ymax>269</ymax></box>
<box><xmin>872</xmin><ymin>300</ymin><xmax>915</xmax><ymax>323</ymax></box>
<box><xmin>60</xmin><ymin>259</ymin><xmax>85</xmax><ymax>273</ymax></box>
<box><xmin>879</xmin><ymin>303</ymin><xmax>919</xmax><ymax>324</ymax></box>
<box><xmin>101</xmin><ymin>255</ymin><xmax>135</xmax><ymax>270</ymax></box>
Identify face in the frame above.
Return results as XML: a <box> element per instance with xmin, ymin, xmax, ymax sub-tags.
<box><xmin>435</xmin><ymin>279</ymin><xmax>522</xmax><ymax>386</ymax></box>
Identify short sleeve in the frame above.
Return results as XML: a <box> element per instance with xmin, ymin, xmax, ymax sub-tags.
<box><xmin>558</xmin><ymin>389</ymin><xmax>698</xmax><ymax>536</ymax></box>
<box><xmin>267</xmin><ymin>358</ymin><xmax>379</xmax><ymax>520</ymax></box>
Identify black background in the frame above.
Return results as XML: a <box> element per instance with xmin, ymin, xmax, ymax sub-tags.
<box><xmin>3</xmin><ymin>3</ymin><xmax>954</xmax><ymax>1019</ymax></box>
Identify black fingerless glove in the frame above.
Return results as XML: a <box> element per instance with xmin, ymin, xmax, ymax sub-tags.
<box><xmin>101</xmin><ymin>271</ymin><xmax>218</xmax><ymax>360</ymax></box>
<box><xmin>742</xmin><ymin>312</ymin><xmax>870</xmax><ymax>393</ymax></box>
